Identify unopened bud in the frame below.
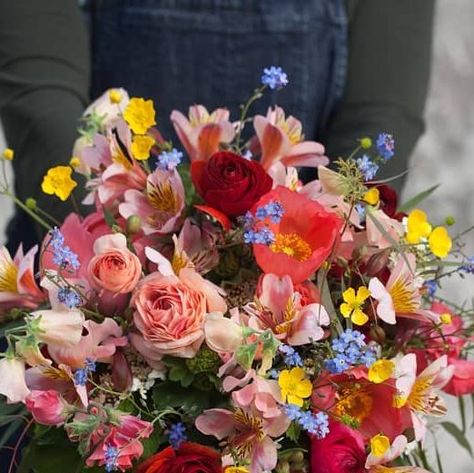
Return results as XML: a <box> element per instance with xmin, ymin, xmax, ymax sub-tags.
<box><xmin>2</xmin><ymin>148</ymin><xmax>14</xmax><ymax>161</ymax></box>
<box><xmin>25</xmin><ymin>197</ymin><xmax>37</xmax><ymax>210</ymax></box>
<box><xmin>126</xmin><ymin>215</ymin><xmax>141</xmax><ymax>235</ymax></box>
<box><xmin>445</xmin><ymin>216</ymin><xmax>455</xmax><ymax>226</ymax></box>
<box><xmin>108</xmin><ymin>89</ymin><xmax>123</xmax><ymax>104</ymax></box>
<box><xmin>370</xmin><ymin>325</ymin><xmax>386</xmax><ymax>343</ymax></box>
<box><xmin>69</xmin><ymin>156</ymin><xmax>81</xmax><ymax>169</ymax></box>
<box><xmin>360</xmin><ymin>137</ymin><xmax>372</xmax><ymax>149</ymax></box>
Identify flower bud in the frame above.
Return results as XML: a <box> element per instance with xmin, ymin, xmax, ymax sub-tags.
<box><xmin>126</xmin><ymin>215</ymin><xmax>142</xmax><ymax>235</ymax></box>
<box><xmin>360</xmin><ymin>137</ymin><xmax>372</xmax><ymax>149</ymax></box>
<box><xmin>445</xmin><ymin>216</ymin><xmax>456</xmax><ymax>226</ymax></box>
<box><xmin>25</xmin><ymin>197</ymin><xmax>37</xmax><ymax>210</ymax></box>
<box><xmin>370</xmin><ymin>325</ymin><xmax>386</xmax><ymax>343</ymax></box>
<box><xmin>2</xmin><ymin>148</ymin><xmax>14</xmax><ymax>160</ymax></box>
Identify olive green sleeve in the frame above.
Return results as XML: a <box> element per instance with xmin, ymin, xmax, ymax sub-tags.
<box><xmin>0</xmin><ymin>0</ymin><xmax>90</xmax><ymax>220</ymax></box>
<box><xmin>324</xmin><ymin>0</ymin><xmax>436</xmax><ymax>192</ymax></box>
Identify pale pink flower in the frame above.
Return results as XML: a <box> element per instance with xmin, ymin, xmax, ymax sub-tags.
<box><xmin>25</xmin><ymin>389</ymin><xmax>69</xmax><ymax>425</ymax></box>
<box><xmin>48</xmin><ymin>318</ymin><xmax>127</xmax><ymax>369</ymax></box>
<box><xmin>88</xmin><ymin>233</ymin><xmax>142</xmax><ymax>294</ymax></box>
<box><xmin>0</xmin><ymin>245</ymin><xmax>44</xmax><ymax>312</ymax></box>
<box><xmin>83</xmin><ymin>88</ymin><xmax>130</xmax><ymax>126</ymax></box>
<box><xmin>0</xmin><ymin>357</ymin><xmax>30</xmax><ymax>403</ymax></box>
<box><xmin>369</xmin><ymin>254</ymin><xmax>441</xmax><ymax>325</ymax></box>
<box><xmin>171</xmin><ymin>105</ymin><xmax>235</xmax><ymax>162</ymax></box>
<box><xmin>74</xmin><ymin>133</ymin><xmax>111</xmax><ymax>179</ymax></box>
<box><xmin>394</xmin><ymin>354</ymin><xmax>453</xmax><ymax>440</ymax></box>
<box><xmin>196</xmin><ymin>405</ymin><xmax>289</xmax><ymax>473</ymax></box>
<box><xmin>119</xmin><ymin>168</ymin><xmax>185</xmax><ymax>235</ymax></box>
<box><xmin>244</xmin><ymin>273</ymin><xmax>329</xmax><ymax>345</ymax></box>
<box><xmin>253</xmin><ymin>106</ymin><xmax>328</xmax><ymax>170</ymax></box>
<box><xmin>204</xmin><ymin>312</ymin><xmax>243</xmax><ymax>354</ymax></box>
<box><xmin>366</xmin><ymin>209</ymin><xmax>404</xmax><ymax>250</ymax></box>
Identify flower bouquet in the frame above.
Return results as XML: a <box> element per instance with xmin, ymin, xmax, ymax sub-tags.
<box><xmin>1</xmin><ymin>67</ymin><xmax>473</xmax><ymax>473</ymax></box>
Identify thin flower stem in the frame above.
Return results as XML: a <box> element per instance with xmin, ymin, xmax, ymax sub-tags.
<box><xmin>1</xmin><ymin>190</ymin><xmax>52</xmax><ymax>230</ymax></box>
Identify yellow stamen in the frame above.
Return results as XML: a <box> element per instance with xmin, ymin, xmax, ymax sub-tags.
<box><xmin>269</xmin><ymin>233</ymin><xmax>312</xmax><ymax>261</ymax></box>
<box><xmin>232</xmin><ymin>408</ymin><xmax>265</xmax><ymax>459</ymax></box>
<box><xmin>440</xmin><ymin>313</ymin><xmax>452</xmax><ymax>325</ymax></box>
<box><xmin>389</xmin><ymin>279</ymin><xmax>418</xmax><ymax>313</ymax></box>
<box><xmin>334</xmin><ymin>385</ymin><xmax>373</xmax><ymax>424</ymax></box>
<box><xmin>370</xmin><ymin>434</ymin><xmax>391</xmax><ymax>457</ymax></box>
<box><xmin>0</xmin><ymin>251</ymin><xmax>18</xmax><ymax>292</ymax></box>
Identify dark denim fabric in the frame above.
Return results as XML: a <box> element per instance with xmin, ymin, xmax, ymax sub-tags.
<box><xmin>89</xmin><ymin>0</ymin><xmax>348</xmax><ymax>141</ymax></box>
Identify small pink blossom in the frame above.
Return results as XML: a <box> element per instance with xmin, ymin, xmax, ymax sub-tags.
<box><xmin>253</xmin><ymin>106</ymin><xmax>328</xmax><ymax>170</ymax></box>
<box><xmin>25</xmin><ymin>390</ymin><xmax>68</xmax><ymax>425</ymax></box>
<box><xmin>171</xmin><ymin>105</ymin><xmax>235</xmax><ymax>162</ymax></box>
<box><xmin>119</xmin><ymin>169</ymin><xmax>185</xmax><ymax>235</ymax></box>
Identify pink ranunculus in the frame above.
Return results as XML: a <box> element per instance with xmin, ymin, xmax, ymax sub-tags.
<box><xmin>0</xmin><ymin>357</ymin><xmax>30</xmax><ymax>403</ymax></box>
<box><xmin>86</xmin><ymin>414</ymin><xmax>153</xmax><ymax>471</ymax></box>
<box><xmin>132</xmin><ymin>264</ymin><xmax>227</xmax><ymax>358</ymax></box>
<box><xmin>0</xmin><ymin>245</ymin><xmax>44</xmax><ymax>313</ymax></box>
<box><xmin>253</xmin><ymin>106</ymin><xmax>328</xmax><ymax>170</ymax></box>
<box><xmin>25</xmin><ymin>390</ymin><xmax>68</xmax><ymax>425</ymax></box>
<box><xmin>48</xmin><ymin>318</ymin><xmax>128</xmax><ymax>369</ymax></box>
<box><xmin>88</xmin><ymin>233</ymin><xmax>142</xmax><ymax>294</ymax></box>
<box><xmin>171</xmin><ymin>105</ymin><xmax>235</xmax><ymax>162</ymax></box>
<box><xmin>119</xmin><ymin>168</ymin><xmax>185</xmax><ymax>235</ymax></box>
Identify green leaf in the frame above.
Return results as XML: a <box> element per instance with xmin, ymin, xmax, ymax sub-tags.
<box><xmin>141</xmin><ymin>427</ymin><xmax>166</xmax><ymax>459</ymax></box>
<box><xmin>433</xmin><ymin>437</ymin><xmax>444</xmax><ymax>473</ymax></box>
<box><xmin>440</xmin><ymin>421</ymin><xmax>473</xmax><ymax>457</ymax></box>
<box><xmin>285</xmin><ymin>421</ymin><xmax>301</xmax><ymax>443</ymax></box>
<box><xmin>398</xmin><ymin>184</ymin><xmax>439</xmax><ymax>213</ymax></box>
<box><xmin>178</xmin><ymin>164</ymin><xmax>198</xmax><ymax>208</ymax></box>
<box><xmin>459</xmin><ymin>396</ymin><xmax>467</xmax><ymax>433</ymax></box>
<box><xmin>163</xmin><ymin>357</ymin><xmax>196</xmax><ymax>388</ymax></box>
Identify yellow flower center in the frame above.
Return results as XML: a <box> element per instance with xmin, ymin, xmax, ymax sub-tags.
<box><xmin>147</xmin><ymin>181</ymin><xmax>181</xmax><ymax>215</ymax></box>
<box><xmin>389</xmin><ymin>279</ymin><xmax>418</xmax><ymax>313</ymax></box>
<box><xmin>232</xmin><ymin>408</ymin><xmax>265</xmax><ymax>459</ymax></box>
<box><xmin>275</xmin><ymin>118</ymin><xmax>302</xmax><ymax>145</ymax></box>
<box><xmin>440</xmin><ymin>313</ymin><xmax>452</xmax><ymax>325</ymax></box>
<box><xmin>406</xmin><ymin>376</ymin><xmax>434</xmax><ymax>414</ymax></box>
<box><xmin>0</xmin><ymin>251</ymin><xmax>18</xmax><ymax>293</ymax></box>
<box><xmin>334</xmin><ymin>385</ymin><xmax>373</xmax><ymax>425</ymax></box>
<box><xmin>269</xmin><ymin>233</ymin><xmax>312</xmax><ymax>261</ymax></box>
<box><xmin>370</xmin><ymin>434</ymin><xmax>391</xmax><ymax>457</ymax></box>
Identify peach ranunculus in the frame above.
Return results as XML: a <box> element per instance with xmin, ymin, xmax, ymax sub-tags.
<box><xmin>170</xmin><ymin>105</ymin><xmax>235</xmax><ymax>162</ymax></box>
<box><xmin>119</xmin><ymin>168</ymin><xmax>185</xmax><ymax>235</ymax></box>
<box><xmin>88</xmin><ymin>233</ymin><xmax>142</xmax><ymax>294</ymax></box>
<box><xmin>132</xmin><ymin>249</ymin><xmax>227</xmax><ymax>358</ymax></box>
<box><xmin>0</xmin><ymin>245</ymin><xmax>44</xmax><ymax>313</ymax></box>
<box><xmin>253</xmin><ymin>106</ymin><xmax>328</xmax><ymax>171</ymax></box>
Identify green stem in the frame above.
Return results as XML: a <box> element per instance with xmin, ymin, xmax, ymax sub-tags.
<box><xmin>1</xmin><ymin>190</ymin><xmax>52</xmax><ymax>230</ymax></box>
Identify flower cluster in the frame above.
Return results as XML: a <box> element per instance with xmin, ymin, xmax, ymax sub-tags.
<box><xmin>0</xmin><ymin>66</ymin><xmax>472</xmax><ymax>473</ymax></box>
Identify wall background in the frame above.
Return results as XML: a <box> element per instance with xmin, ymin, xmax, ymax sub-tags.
<box><xmin>0</xmin><ymin>0</ymin><xmax>473</xmax><ymax>470</ymax></box>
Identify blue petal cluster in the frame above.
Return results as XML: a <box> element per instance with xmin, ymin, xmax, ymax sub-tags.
<box><xmin>243</xmin><ymin>227</ymin><xmax>275</xmax><ymax>245</ymax></box>
<box><xmin>168</xmin><ymin>422</ymin><xmax>187</xmax><ymax>449</ymax></box>
<box><xmin>255</xmin><ymin>201</ymin><xmax>284</xmax><ymax>224</ymax></box>
<box><xmin>50</xmin><ymin>228</ymin><xmax>80</xmax><ymax>270</ymax></box>
<box><xmin>284</xmin><ymin>405</ymin><xmax>330</xmax><ymax>439</ymax></box>
<box><xmin>279</xmin><ymin>345</ymin><xmax>303</xmax><ymax>367</ymax></box>
<box><xmin>104</xmin><ymin>445</ymin><xmax>119</xmax><ymax>472</ymax></box>
<box><xmin>424</xmin><ymin>280</ymin><xmax>437</xmax><ymax>297</ymax></box>
<box><xmin>325</xmin><ymin>329</ymin><xmax>376</xmax><ymax>374</ymax></box>
<box><xmin>261</xmin><ymin>66</ymin><xmax>289</xmax><ymax>90</ymax></box>
<box><xmin>460</xmin><ymin>256</ymin><xmax>474</xmax><ymax>275</ymax></box>
<box><xmin>242</xmin><ymin>200</ymin><xmax>283</xmax><ymax>245</ymax></box>
<box><xmin>57</xmin><ymin>287</ymin><xmax>82</xmax><ymax>309</ymax></box>
<box><xmin>74</xmin><ymin>357</ymin><xmax>97</xmax><ymax>386</ymax></box>
<box><xmin>356</xmin><ymin>155</ymin><xmax>379</xmax><ymax>181</ymax></box>
<box><xmin>156</xmin><ymin>148</ymin><xmax>183</xmax><ymax>171</ymax></box>
<box><xmin>376</xmin><ymin>133</ymin><xmax>395</xmax><ymax>161</ymax></box>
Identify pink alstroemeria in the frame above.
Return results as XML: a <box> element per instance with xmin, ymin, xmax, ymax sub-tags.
<box><xmin>366</xmin><ymin>208</ymin><xmax>405</xmax><ymax>250</ymax></box>
<box><xmin>394</xmin><ymin>354</ymin><xmax>453</xmax><ymax>440</ymax></box>
<box><xmin>171</xmin><ymin>105</ymin><xmax>235</xmax><ymax>162</ymax></box>
<box><xmin>368</xmin><ymin>254</ymin><xmax>441</xmax><ymax>325</ymax></box>
<box><xmin>48</xmin><ymin>318</ymin><xmax>128</xmax><ymax>369</ymax></box>
<box><xmin>0</xmin><ymin>357</ymin><xmax>30</xmax><ymax>403</ymax></box>
<box><xmin>119</xmin><ymin>168</ymin><xmax>185</xmax><ymax>235</ymax></box>
<box><xmin>0</xmin><ymin>245</ymin><xmax>44</xmax><ymax>312</ymax></box>
<box><xmin>244</xmin><ymin>273</ymin><xmax>329</xmax><ymax>345</ymax></box>
<box><xmin>253</xmin><ymin>106</ymin><xmax>328</xmax><ymax>171</ymax></box>
<box><xmin>196</xmin><ymin>405</ymin><xmax>289</xmax><ymax>473</ymax></box>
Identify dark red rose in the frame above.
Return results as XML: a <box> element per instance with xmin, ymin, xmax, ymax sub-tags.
<box><xmin>370</xmin><ymin>184</ymin><xmax>405</xmax><ymax>221</ymax></box>
<box><xmin>311</xmin><ymin>421</ymin><xmax>367</xmax><ymax>473</ymax></box>
<box><xmin>136</xmin><ymin>442</ymin><xmax>222</xmax><ymax>473</ymax></box>
<box><xmin>191</xmin><ymin>151</ymin><xmax>273</xmax><ymax>217</ymax></box>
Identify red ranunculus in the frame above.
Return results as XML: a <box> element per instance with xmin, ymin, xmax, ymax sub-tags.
<box><xmin>311</xmin><ymin>420</ymin><xmax>366</xmax><ymax>473</ymax></box>
<box><xmin>136</xmin><ymin>442</ymin><xmax>222</xmax><ymax>473</ymax></box>
<box><xmin>253</xmin><ymin>186</ymin><xmax>343</xmax><ymax>284</ymax></box>
<box><xmin>191</xmin><ymin>151</ymin><xmax>273</xmax><ymax>217</ymax></box>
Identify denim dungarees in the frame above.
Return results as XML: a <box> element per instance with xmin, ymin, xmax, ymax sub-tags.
<box><xmin>89</xmin><ymin>0</ymin><xmax>348</xmax><ymax>141</ymax></box>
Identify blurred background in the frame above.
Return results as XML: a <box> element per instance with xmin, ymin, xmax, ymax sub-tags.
<box><xmin>0</xmin><ymin>0</ymin><xmax>473</xmax><ymax>470</ymax></box>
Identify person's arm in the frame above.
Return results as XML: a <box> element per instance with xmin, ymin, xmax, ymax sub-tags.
<box><xmin>0</xmin><ymin>0</ymin><xmax>90</xmax><ymax>248</ymax></box>
<box><xmin>323</xmin><ymin>0</ymin><xmax>436</xmax><ymax>192</ymax></box>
